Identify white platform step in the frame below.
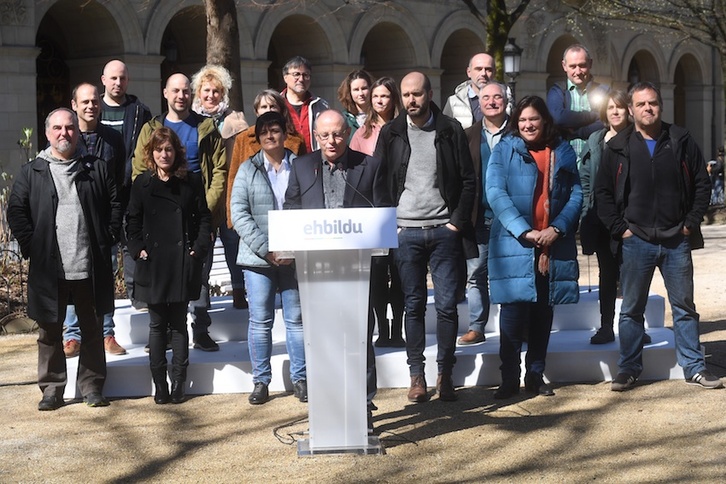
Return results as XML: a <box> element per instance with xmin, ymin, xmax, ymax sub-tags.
<box><xmin>64</xmin><ymin>287</ymin><xmax>681</xmax><ymax>399</ymax></box>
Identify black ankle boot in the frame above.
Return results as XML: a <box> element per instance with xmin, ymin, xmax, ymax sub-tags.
<box><xmin>375</xmin><ymin>320</ymin><xmax>391</xmax><ymax>347</ymax></box>
<box><xmin>154</xmin><ymin>382</ymin><xmax>170</xmax><ymax>404</ymax></box>
<box><xmin>389</xmin><ymin>319</ymin><xmax>405</xmax><ymax>347</ymax></box>
<box><xmin>151</xmin><ymin>368</ymin><xmax>170</xmax><ymax>404</ymax></box>
<box><xmin>171</xmin><ymin>381</ymin><xmax>185</xmax><ymax>404</ymax></box>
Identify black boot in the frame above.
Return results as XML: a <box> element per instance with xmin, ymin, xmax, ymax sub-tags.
<box><xmin>389</xmin><ymin>318</ymin><xmax>405</xmax><ymax>347</ymax></box>
<box><xmin>375</xmin><ymin>318</ymin><xmax>390</xmax><ymax>347</ymax></box>
<box><xmin>590</xmin><ymin>325</ymin><xmax>615</xmax><ymax>344</ymax></box>
<box><xmin>154</xmin><ymin>382</ymin><xmax>170</xmax><ymax>405</ymax></box>
<box><xmin>151</xmin><ymin>368</ymin><xmax>169</xmax><ymax>404</ymax></box>
<box><xmin>171</xmin><ymin>381</ymin><xmax>185</xmax><ymax>404</ymax></box>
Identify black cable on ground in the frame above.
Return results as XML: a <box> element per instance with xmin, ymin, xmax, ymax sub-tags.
<box><xmin>272</xmin><ymin>416</ymin><xmax>308</xmax><ymax>445</ymax></box>
<box><xmin>0</xmin><ymin>380</ymin><xmax>35</xmax><ymax>387</ymax></box>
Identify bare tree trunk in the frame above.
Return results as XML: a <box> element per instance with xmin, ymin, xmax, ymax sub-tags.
<box><xmin>205</xmin><ymin>0</ymin><xmax>243</xmax><ymax>109</ymax></box>
<box><xmin>462</xmin><ymin>0</ymin><xmax>532</xmax><ymax>81</ymax></box>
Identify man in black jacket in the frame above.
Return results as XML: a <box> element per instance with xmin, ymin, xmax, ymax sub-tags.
<box><xmin>8</xmin><ymin>108</ymin><xmax>122</xmax><ymax>410</ymax></box>
<box><xmin>374</xmin><ymin>72</ymin><xmax>476</xmax><ymax>403</ymax></box>
<box><xmin>63</xmin><ymin>82</ymin><xmax>127</xmax><ymax>357</ymax></box>
<box><xmin>100</xmin><ymin>60</ymin><xmax>152</xmax><ymax>199</ymax></box>
<box><xmin>285</xmin><ymin>109</ymin><xmax>390</xmax><ymax>424</ymax></box>
<box><xmin>100</xmin><ymin>60</ymin><xmax>152</xmax><ymax>311</ymax></box>
<box><xmin>595</xmin><ymin>81</ymin><xmax>721</xmax><ymax>392</ymax></box>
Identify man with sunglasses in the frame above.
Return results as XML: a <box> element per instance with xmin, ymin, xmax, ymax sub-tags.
<box><xmin>281</xmin><ymin>56</ymin><xmax>329</xmax><ymax>153</ymax></box>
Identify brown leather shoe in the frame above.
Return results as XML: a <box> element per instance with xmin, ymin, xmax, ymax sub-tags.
<box><xmin>457</xmin><ymin>330</ymin><xmax>485</xmax><ymax>345</ymax></box>
<box><xmin>104</xmin><ymin>336</ymin><xmax>127</xmax><ymax>355</ymax></box>
<box><xmin>63</xmin><ymin>339</ymin><xmax>80</xmax><ymax>358</ymax></box>
<box><xmin>407</xmin><ymin>374</ymin><xmax>429</xmax><ymax>402</ymax></box>
<box><xmin>437</xmin><ymin>373</ymin><xmax>458</xmax><ymax>401</ymax></box>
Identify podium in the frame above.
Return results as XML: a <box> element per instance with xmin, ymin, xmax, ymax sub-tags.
<box><xmin>268</xmin><ymin>207</ymin><xmax>397</xmax><ymax>456</ymax></box>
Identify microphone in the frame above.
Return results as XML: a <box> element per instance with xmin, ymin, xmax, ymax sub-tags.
<box><xmin>298</xmin><ymin>162</ymin><xmax>322</xmax><ymax>200</ymax></box>
<box><xmin>336</xmin><ymin>162</ymin><xmax>375</xmax><ymax>208</ymax></box>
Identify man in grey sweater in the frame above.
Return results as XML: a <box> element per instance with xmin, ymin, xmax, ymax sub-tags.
<box><xmin>375</xmin><ymin>72</ymin><xmax>476</xmax><ymax>403</ymax></box>
<box><xmin>8</xmin><ymin>108</ymin><xmax>121</xmax><ymax>411</ymax></box>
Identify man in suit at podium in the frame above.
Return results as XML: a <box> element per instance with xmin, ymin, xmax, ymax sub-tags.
<box><xmin>284</xmin><ymin>109</ymin><xmax>390</xmax><ymax>429</ymax></box>
<box><xmin>375</xmin><ymin>71</ymin><xmax>477</xmax><ymax>403</ymax></box>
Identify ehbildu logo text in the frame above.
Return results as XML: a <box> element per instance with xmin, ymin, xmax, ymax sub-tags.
<box><xmin>303</xmin><ymin>219</ymin><xmax>363</xmax><ymax>235</ymax></box>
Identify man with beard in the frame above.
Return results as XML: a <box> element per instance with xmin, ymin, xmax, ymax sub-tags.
<box><xmin>133</xmin><ymin>73</ymin><xmax>226</xmax><ymax>352</ymax></box>
<box><xmin>374</xmin><ymin>72</ymin><xmax>476</xmax><ymax>403</ymax></box>
<box><xmin>8</xmin><ymin>108</ymin><xmax>121</xmax><ymax>410</ymax></box>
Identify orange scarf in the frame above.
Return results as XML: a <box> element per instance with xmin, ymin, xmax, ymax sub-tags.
<box><xmin>529</xmin><ymin>146</ymin><xmax>554</xmax><ymax>274</ymax></box>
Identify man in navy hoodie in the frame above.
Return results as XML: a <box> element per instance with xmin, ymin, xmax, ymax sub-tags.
<box><xmin>596</xmin><ymin>81</ymin><xmax>722</xmax><ymax>392</ymax></box>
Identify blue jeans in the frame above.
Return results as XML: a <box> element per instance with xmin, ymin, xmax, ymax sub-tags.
<box><xmin>618</xmin><ymin>234</ymin><xmax>705</xmax><ymax>379</ymax></box>
<box><xmin>219</xmin><ymin>223</ymin><xmax>245</xmax><ymax>290</ymax></box>
<box><xmin>244</xmin><ymin>264</ymin><xmax>305</xmax><ymax>385</ymax></box>
<box><xmin>466</xmin><ymin>221</ymin><xmax>490</xmax><ymax>334</ymax></box>
<box><xmin>64</xmin><ymin>306</ymin><xmax>115</xmax><ymax>341</ymax></box>
<box><xmin>498</xmin><ymin>270</ymin><xmax>553</xmax><ymax>382</ymax></box>
<box><xmin>395</xmin><ymin>225</ymin><xmax>462</xmax><ymax>375</ymax></box>
<box><xmin>710</xmin><ymin>178</ymin><xmax>724</xmax><ymax>205</ymax></box>
<box><xmin>189</xmin><ymin>234</ymin><xmax>215</xmax><ymax>337</ymax></box>
<box><xmin>65</xmin><ymin>247</ymin><xmax>117</xmax><ymax>341</ymax></box>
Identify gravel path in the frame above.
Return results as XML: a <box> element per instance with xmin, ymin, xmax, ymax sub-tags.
<box><xmin>1</xmin><ymin>226</ymin><xmax>725</xmax><ymax>483</ymax></box>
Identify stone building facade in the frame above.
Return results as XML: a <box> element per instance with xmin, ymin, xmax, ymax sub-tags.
<box><xmin>0</xmin><ymin>0</ymin><xmax>721</xmax><ymax>177</ymax></box>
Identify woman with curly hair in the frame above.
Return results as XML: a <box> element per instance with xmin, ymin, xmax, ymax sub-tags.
<box><xmin>191</xmin><ymin>65</ymin><xmax>249</xmax><ymax>307</ymax></box>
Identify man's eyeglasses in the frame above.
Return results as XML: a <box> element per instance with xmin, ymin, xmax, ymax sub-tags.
<box><xmin>286</xmin><ymin>71</ymin><xmax>311</xmax><ymax>80</ymax></box>
<box><xmin>315</xmin><ymin>132</ymin><xmax>346</xmax><ymax>141</ymax></box>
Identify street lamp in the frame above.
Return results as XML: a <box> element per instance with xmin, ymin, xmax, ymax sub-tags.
<box><xmin>503</xmin><ymin>37</ymin><xmax>523</xmax><ymax>104</ymax></box>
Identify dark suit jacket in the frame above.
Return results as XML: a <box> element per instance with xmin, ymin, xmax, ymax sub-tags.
<box><xmin>284</xmin><ymin>148</ymin><xmax>391</xmax><ymax>209</ymax></box>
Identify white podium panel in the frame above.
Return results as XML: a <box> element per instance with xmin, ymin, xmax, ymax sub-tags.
<box><xmin>295</xmin><ymin>249</ymin><xmax>380</xmax><ymax>455</ymax></box>
<box><xmin>269</xmin><ymin>208</ymin><xmax>396</xmax><ymax>456</ymax></box>
<box><xmin>269</xmin><ymin>207</ymin><xmax>397</xmax><ymax>251</ymax></box>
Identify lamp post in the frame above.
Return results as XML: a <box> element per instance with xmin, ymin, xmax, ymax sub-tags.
<box><xmin>503</xmin><ymin>37</ymin><xmax>523</xmax><ymax>104</ymax></box>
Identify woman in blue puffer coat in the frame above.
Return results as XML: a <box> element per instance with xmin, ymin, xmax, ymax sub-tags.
<box><xmin>486</xmin><ymin>95</ymin><xmax>582</xmax><ymax>399</ymax></box>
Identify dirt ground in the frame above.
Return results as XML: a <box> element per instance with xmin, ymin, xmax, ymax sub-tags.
<box><xmin>1</xmin><ymin>225</ymin><xmax>726</xmax><ymax>483</ymax></box>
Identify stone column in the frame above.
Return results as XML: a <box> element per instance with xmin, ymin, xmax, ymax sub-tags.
<box><xmin>239</xmin><ymin>59</ymin><xmax>272</xmax><ymax>120</ymax></box>
<box><xmin>0</xmin><ymin>46</ymin><xmax>41</xmax><ymax>179</ymax></box>
<box><xmin>123</xmin><ymin>54</ymin><xmax>166</xmax><ymax>116</ymax></box>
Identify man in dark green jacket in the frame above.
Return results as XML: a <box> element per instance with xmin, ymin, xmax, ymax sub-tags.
<box><xmin>133</xmin><ymin>73</ymin><xmax>226</xmax><ymax>352</ymax></box>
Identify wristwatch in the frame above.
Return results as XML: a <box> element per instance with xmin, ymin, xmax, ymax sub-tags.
<box><xmin>551</xmin><ymin>225</ymin><xmax>562</xmax><ymax>236</ymax></box>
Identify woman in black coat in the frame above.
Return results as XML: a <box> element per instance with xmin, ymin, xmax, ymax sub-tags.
<box><xmin>126</xmin><ymin>127</ymin><xmax>211</xmax><ymax>404</ymax></box>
